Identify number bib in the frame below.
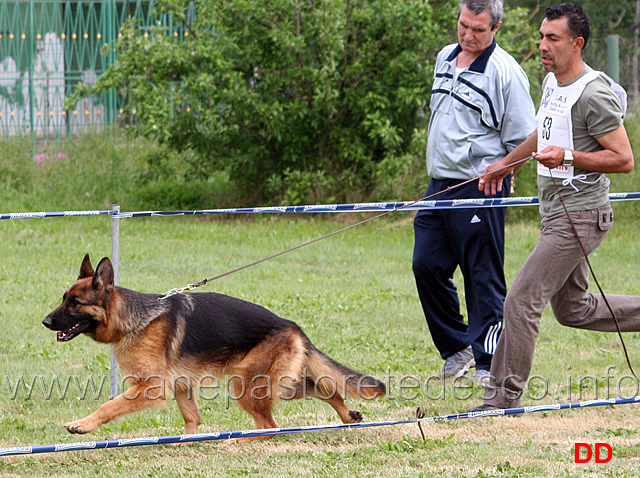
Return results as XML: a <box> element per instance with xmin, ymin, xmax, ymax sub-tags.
<box><xmin>536</xmin><ymin>71</ymin><xmax>600</xmax><ymax>178</ymax></box>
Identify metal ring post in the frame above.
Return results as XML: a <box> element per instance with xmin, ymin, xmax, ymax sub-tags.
<box><xmin>110</xmin><ymin>204</ymin><xmax>120</xmax><ymax>399</ymax></box>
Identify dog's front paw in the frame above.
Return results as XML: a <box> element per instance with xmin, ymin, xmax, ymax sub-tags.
<box><xmin>347</xmin><ymin>410</ymin><xmax>363</xmax><ymax>423</ymax></box>
<box><xmin>64</xmin><ymin>418</ymin><xmax>96</xmax><ymax>434</ymax></box>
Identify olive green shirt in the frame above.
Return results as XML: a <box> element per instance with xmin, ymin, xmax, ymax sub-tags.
<box><xmin>537</xmin><ymin>65</ymin><xmax>624</xmax><ymax>217</ymax></box>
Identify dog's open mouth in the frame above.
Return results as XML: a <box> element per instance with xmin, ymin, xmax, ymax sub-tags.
<box><xmin>57</xmin><ymin>321</ymin><xmax>94</xmax><ymax>342</ymax></box>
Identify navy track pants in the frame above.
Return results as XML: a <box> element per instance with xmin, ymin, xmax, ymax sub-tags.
<box><xmin>412</xmin><ymin>177</ymin><xmax>510</xmax><ymax>370</ymax></box>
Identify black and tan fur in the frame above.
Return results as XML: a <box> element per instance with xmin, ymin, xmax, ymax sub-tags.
<box><xmin>42</xmin><ymin>255</ymin><xmax>385</xmax><ymax>438</ymax></box>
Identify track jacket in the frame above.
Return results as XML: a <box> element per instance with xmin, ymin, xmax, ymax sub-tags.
<box><xmin>426</xmin><ymin>40</ymin><xmax>536</xmax><ymax>180</ymax></box>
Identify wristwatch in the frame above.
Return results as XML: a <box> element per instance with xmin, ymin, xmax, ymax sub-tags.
<box><xmin>562</xmin><ymin>149</ymin><xmax>574</xmax><ymax>167</ymax></box>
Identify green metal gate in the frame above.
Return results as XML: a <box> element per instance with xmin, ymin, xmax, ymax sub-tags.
<box><xmin>0</xmin><ymin>0</ymin><xmax>190</xmax><ymax>140</ymax></box>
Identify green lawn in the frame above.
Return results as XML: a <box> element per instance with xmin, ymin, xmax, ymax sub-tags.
<box><xmin>1</xmin><ymin>210</ymin><xmax>640</xmax><ymax>476</ymax></box>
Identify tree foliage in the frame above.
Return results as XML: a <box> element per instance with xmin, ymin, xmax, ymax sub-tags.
<box><xmin>74</xmin><ymin>0</ymin><xmax>453</xmax><ymax>203</ymax></box>
<box><xmin>72</xmin><ymin>0</ymin><xmax>545</xmax><ymax>205</ymax></box>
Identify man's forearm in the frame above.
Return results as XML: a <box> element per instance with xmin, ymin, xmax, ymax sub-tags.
<box><xmin>506</xmin><ymin>131</ymin><xmax>537</xmax><ymax>172</ymax></box>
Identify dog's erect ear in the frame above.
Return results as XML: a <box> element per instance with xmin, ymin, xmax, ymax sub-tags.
<box><xmin>93</xmin><ymin>257</ymin><xmax>114</xmax><ymax>290</ymax></box>
<box><xmin>79</xmin><ymin>254</ymin><xmax>94</xmax><ymax>279</ymax></box>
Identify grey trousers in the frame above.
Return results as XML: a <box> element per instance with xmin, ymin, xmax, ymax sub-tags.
<box><xmin>484</xmin><ymin>204</ymin><xmax>640</xmax><ymax>408</ymax></box>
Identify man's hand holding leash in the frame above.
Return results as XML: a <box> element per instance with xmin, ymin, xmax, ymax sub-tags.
<box><xmin>478</xmin><ymin>131</ymin><xmax>537</xmax><ymax>196</ymax></box>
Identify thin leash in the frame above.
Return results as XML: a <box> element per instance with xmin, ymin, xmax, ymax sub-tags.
<box><xmin>159</xmin><ymin>156</ymin><xmax>533</xmax><ymax>299</ymax></box>
<box><xmin>548</xmin><ymin>169</ymin><xmax>637</xmax><ymax>379</ymax></box>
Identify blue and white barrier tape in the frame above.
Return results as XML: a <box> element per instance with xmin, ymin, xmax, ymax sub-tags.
<box><xmin>2</xmin><ymin>193</ymin><xmax>639</xmax><ymax>221</ymax></box>
<box><xmin>2</xmin><ymin>395</ymin><xmax>639</xmax><ymax>456</ymax></box>
<box><xmin>114</xmin><ymin>197</ymin><xmax>540</xmax><ymax>218</ymax></box>
<box><xmin>0</xmin><ymin>210</ymin><xmax>112</xmax><ymax>220</ymax></box>
<box><xmin>116</xmin><ymin>193</ymin><xmax>631</xmax><ymax>217</ymax></box>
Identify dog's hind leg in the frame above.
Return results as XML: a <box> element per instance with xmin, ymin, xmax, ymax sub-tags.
<box><xmin>302</xmin><ymin>380</ymin><xmax>363</xmax><ymax>424</ymax></box>
<box><xmin>231</xmin><ymin>379</ymin><xmax>278</xmax><ymax>441</ymax></box>
<box><xmin>240</xmin><ymin>404</ymin><xmax>278</xmax><ymax>442</ymax></box>
<box><xmin>175</xmin><ymin>387</ymin><xmax>201</xmax><ymax>435</ymax></box>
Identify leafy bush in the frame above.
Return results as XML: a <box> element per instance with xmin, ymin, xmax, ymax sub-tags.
<box><xmin>70</xmin><ymin>0</ymin><xmax>454</xmax><ymax>204</ymax></box>
<box><xmin>23</xmin><ymin>2</ymin><xmax>640</xmax><ymax>214</ymax></box>
<box><xmin>2</xmin><ymin>111</ymin><xmax>640</xmax><ymax>220</ymax></box>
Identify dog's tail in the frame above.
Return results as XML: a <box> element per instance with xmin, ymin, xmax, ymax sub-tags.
<box><xmin>303</xmin><ymin>340</ymin><xmax>386</xmax><ymax>400</ymax></box>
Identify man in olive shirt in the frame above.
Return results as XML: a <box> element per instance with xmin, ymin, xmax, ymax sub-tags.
<box><xmin>470</xmin><ymin>3</ymin><xmax>640</xmax><ymax>411</ymax></box>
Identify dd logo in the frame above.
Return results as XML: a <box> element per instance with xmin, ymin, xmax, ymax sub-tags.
<box><xmin>574</xmin><ymin>443</ymin><xmax>613</xmax><ymax>463</ymax></box>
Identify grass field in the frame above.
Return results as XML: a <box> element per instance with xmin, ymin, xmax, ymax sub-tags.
<box><xmin>1</xmin><ymin>207</ymin><xmax>640</xmax><ymax>477</ymax></box>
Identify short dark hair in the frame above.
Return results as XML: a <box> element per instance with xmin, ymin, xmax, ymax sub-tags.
<box><xmin>459</xmin><ymin>0</ymin><xmax>503</xmax><ymax>29</ymax></box>
<box><xmin>545</xmin><ymin>3</ymin><xmax>590</xmax><ymax>51</ymax></box>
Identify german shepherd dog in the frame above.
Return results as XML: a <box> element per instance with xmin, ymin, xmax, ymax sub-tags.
<box><xmin>43</xmin><ymin>255</ymin><xmax>385</xmax><ymax>438</ymax></box>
